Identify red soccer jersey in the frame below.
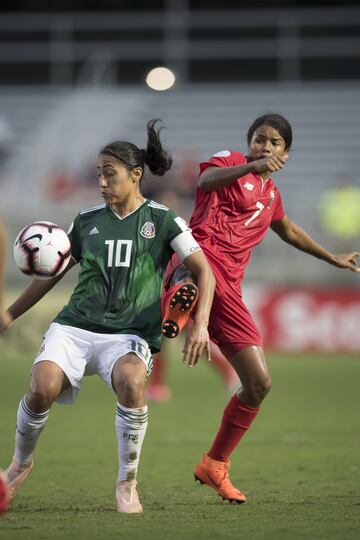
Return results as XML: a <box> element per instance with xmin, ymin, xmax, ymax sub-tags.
<box><xmin>189</xmin><ymin>150</ymin><xmax>285</xmax><ymax>288</ymax></box>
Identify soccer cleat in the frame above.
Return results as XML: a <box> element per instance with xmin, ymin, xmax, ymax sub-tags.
<box><xmin>161</xmin><ymin>282</ymin><xmax>198</xmax><ymax>339</ymax></box>
<box><xmin>194</xmin><ymin>453</ymin><xmax>246</xmax><ymax>504</ymax></box>
<box><xmin>116</xmin><ymin>480</ymin><xmax>143</xmax><ymax>513</ymax></box>
<box><xmin>0</xmin><ymin>470</ymin><xmax>9</xmax><ymax>517</ymax></box>
<box><xmin>4</xmin><ymin>458</ymin><xmax>33</xmax><ymax>504</ymax></box>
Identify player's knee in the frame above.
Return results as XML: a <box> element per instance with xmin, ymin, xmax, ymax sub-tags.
<box><xmin>116</xmin><ymin>371</ymin><xmax>146</xmax><ymax>401</ymax></box>
<box><xmin>26</xmin><ymin>386</ymin><xmax>56</xmax><ymax>412</ymax></box>
<box><xmin>256</xmin><ymin>376</ymin><xmax>272</xmax><ymax>401</ymax></box>
<box><xmin>248</xmin><ymin>376</ymin><xmax>272</xmax><ymax>404</ymax></box>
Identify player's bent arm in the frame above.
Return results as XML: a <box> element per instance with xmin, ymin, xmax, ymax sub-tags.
<box><xmin>198</xmin><ymin>155</ymin><xmax>287</xmax><ymax>192</ymax></box>
<box><xmin>0</xmin><ymin>220</ymin><xmax>13</xmax><ymax>332</ymax></box>
<box><xmin>199</xmin><ymin>164</ymin><xmax>255</xmax><ymax>192</ymax></box>
<box><xmin>6</xmin><ymin>258</ymin><xmax>78</xmax><ymax>325</ymax></box>
<box><xmin>271</xmin><ymin>215</ymin><xmax>360</xmax><ymax>272</ymax></box>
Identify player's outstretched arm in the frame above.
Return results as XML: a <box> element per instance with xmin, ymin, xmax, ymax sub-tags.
<box><xmin>0</xmin><ymin>219</ymin><xmax>12</xmax><ymax>333</ymax></box>
<box><xmin>0</xmin><ymin>258</ymin><xmax>77</xmax><ymax>334</ymax></box>
<box><xmin>181</xmin><ymin>250</ymin><xmax>215</xmax><ymax>367</ymax></box>
<box><xmin>271</xmin><ymin>215</ymin><xmax>360</xmax><ymax>272</ymax></box>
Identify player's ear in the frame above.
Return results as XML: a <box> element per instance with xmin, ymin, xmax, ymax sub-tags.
<box><xmin>131</xmin><ymin>167</ymin><xmax>143</xmax><ymax>182</ymax></box>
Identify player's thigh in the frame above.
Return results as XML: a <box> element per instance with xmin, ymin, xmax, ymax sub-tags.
<box><xmin>93</xmin><ymin>333</ymin><xmax>153</xmax><ymax>392</ymax></box>
<box><xmin>33</xmin><ymin>322</ymin><xmax>92</xmax><ymax>404</ymax></box>
<box><xmin>227</xmin><ymin>346</ymin><xmax>270</xmax><ymax>389</ymax></box>
<box><xmin>209</xmin><ymin>288</ymin><xmax>263</xmax><ymax>357</ymax></box>
<box><xmin>111</xmin><ymin>353</ymin><xmax>148</xmax><ymax>393</ymax></box>
<box><xmin>30</xmin><ymin>360</ymin><xmax>71</xmax><ymax>399</ymax></box>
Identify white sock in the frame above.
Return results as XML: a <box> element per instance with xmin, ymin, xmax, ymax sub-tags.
<box><xmin>14</xmin><ymin>396</ymin><xmax>50</xmax><ymax>465</ymax></box>
<box><xmin>115</xmin><ymin>403</ymin><xmax>148</xmax><ymax>484</ymax></box>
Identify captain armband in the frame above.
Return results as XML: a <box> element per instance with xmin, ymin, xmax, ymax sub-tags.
<box><xmin>170</xmin><ymin>230</ymin><xmax>201</xmax><ymax>262</ymax></box>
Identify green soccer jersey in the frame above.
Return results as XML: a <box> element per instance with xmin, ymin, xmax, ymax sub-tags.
<box><xmin>54</xmin><ymin>200</ymin><xmax>191</xmax><ymax>352</ymax></box>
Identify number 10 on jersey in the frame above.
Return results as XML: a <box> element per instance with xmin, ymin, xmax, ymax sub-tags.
<box><xmin>105</xmin><ymin>240</ymin><xmax>133</xmax><ymax>267</ymax></box>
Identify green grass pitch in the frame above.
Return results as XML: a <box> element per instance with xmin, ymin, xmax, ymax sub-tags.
<box><xmin>1</xmin><ymin>344</ymin><xmax>359</xmax><ymax>540</ymax></box>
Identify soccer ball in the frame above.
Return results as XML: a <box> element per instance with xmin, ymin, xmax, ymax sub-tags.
<box><xmin>13</xmin><ymin>221</ymin><xmax>71</xmax><ymax>279</ymax></box>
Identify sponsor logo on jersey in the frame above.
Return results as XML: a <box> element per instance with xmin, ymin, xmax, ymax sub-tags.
<box><xmin>190</xmin><ymin>245</ymin><xmax>201</xmax><ymax>253</ymax></box>
<box><xmin>140</xmin><ymin>222</ymin><xmax>156</xmax><ymax>239</ymax></box>
<box><xmin>244</xmin><ymin>181</ymin><xmax>254</xmax><ymax>191</ymax></box>
<box><xmin>89</xmin><ymin>226</ymin><xmax>100</xmax><ymax>235</ymax></box>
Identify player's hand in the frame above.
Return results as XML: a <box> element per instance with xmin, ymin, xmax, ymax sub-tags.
<box><xmin>182</xmin><ymin>320</ymin><xmax>211</xmax><ymax>368</ymax></box>
<box><xmin>331</xmin><ymin>252</ymin><xmax>360</xmax><ymax>273</ymax></box>
<box><xmin>250</xmin><ymin>154</ymin><xmax>287</xmax><ymax>175</ymax></box>
<box><xmin>0</xmin><ymin>309</ymin><xmax>12</xmax><ymax>334</ymax></box>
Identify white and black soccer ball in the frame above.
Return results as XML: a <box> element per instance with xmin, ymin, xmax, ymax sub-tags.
<box><xmin>13</xmin><ymin>221</ymin><xmax>71</xmax><ymax>279</ymax></box>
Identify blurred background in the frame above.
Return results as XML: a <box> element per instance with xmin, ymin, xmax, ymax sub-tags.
<box><xmin>0</xmin><ymin>0</ymin><xmax>359</xmax><ymax>353</ymax></box>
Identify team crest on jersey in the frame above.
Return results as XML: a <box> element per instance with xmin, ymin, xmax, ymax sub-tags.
<box><xmin>140</xmin><ymin>222</ymin><xmax>156</xmax><ymax>239</ymax></box>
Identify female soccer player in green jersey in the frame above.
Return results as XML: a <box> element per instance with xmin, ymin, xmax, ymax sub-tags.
<box><xmin>0</xmin><ymin>120</ymin><xmax>215</xmax><ymax>514</ymax></box>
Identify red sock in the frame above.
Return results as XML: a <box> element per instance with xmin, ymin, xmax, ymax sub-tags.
<box><xmin>150</xmin><ymin>353</ymin><xmax>166</xmax><ymax>386</ymax></box>
<box><xmin>208</xmin><ymin>395</ymin><xmax>259</xmax><ymax>462</ymax></box>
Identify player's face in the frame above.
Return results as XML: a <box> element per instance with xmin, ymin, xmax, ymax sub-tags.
<box><xmin>248</xmin><ymin>125</ymin><xmax>288</xmax><ymax>161</ymax></box>
<box><xmin>97</xmin><ymin>154</ymin><xmax>142</xmax><ymax>205</ymax></box>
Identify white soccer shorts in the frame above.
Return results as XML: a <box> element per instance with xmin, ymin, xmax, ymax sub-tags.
<box><xmin>33</xmin><ymin>322</ymin><xmax>153</xmax><ymax>404</ymax></box>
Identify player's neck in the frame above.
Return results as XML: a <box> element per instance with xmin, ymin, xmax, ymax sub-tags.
<box><xmin>111</xmin><ymin>195</ymin><xmax>146</xmax><ymax>218</ymax></box>
<box><xmin>260</xmin><ymin>172</ymin><xmax>270</xmax><ymax>181</ymax></box>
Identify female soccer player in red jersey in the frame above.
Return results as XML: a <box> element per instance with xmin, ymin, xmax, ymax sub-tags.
<box><xmin>161</xmin><ymin>113</ymin><xmax>360</xmax><ymax>504</ymax></box>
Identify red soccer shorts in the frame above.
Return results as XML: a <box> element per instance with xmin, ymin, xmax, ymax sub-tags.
<box><xmin>163</xmin><ymin>254</ymin><xmax>263</xmax><ymax>359</ymax></box>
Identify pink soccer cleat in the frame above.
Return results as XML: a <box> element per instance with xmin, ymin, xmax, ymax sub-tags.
<box><xmin>4</xmin><ymin>458</ymin><xmax>33</xmax><ymax>504</ymax></box>
<box><xmin>116</xmin><ymin>480</ymin><xmax>143</xmax><ymax>513</ymax></box>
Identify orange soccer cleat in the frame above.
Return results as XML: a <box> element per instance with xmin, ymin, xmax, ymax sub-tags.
<box><xmin>116</xmin><ymin>480</ymin><xmax>143</xmax><ymax>513</ymax></box>
<box><xmin>194</xmin><ymin>453</ymin><xmax>246</xmax><ymax>504</ymax></box>
<box><xmin>161</xmin><ymin>282</ymin><xmax>198</xmax><ymax>338</ymax></box>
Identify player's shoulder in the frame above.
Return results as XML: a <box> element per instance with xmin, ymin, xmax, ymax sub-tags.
<box><xmin>207</xmin><ymin>150</ymin><xmax>246</xmax><ymax>165</ymax></box>
<box><xmin>146</xmin><ymin>199</ymin><xmax>177</xmax><ymax>220</ymax></box>
<box><xmin>147</xmin><ymin>199</ymin><xmax>170</xmax><ymax>212</ymax></box>
<box><xmin>78</xmin><ymin>204</ymin><xmax>107</xmax><ymax>219</ymax></box>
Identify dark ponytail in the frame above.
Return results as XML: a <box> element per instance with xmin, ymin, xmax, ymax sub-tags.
<box><xmin>100</xmin><ymin>118</ymin><xmax>172</xmax><ymax>179</ymax></box>
<box><xmin>142</xmin><ymin>118</ymin><xmax>172</xmax><ymax>176</ymax></box>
